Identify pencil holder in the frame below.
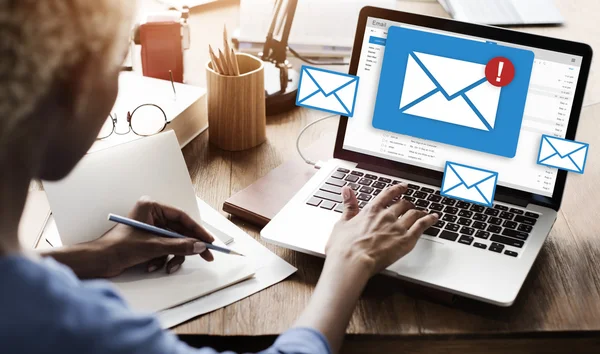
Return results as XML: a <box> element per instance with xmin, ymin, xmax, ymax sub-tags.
<box><xmin>206</xmin><ymin>53</ymin><xmax>266</xmax><ymax>151</ymax></box>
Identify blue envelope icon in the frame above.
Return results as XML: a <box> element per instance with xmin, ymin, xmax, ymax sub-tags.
<box><xmin>441</xmin><ymin>161</ymin><xmax>498</xmax><ymax>207</ymax></box>
<box><xmin>537</xmin><ymin>134</ymin><xmax>589</xmax><ymax>174</ymax></box>
<box><xmin>296</xmin><ymin>66</ymin><xmax>359</xmax><ymax>117</ymax></box>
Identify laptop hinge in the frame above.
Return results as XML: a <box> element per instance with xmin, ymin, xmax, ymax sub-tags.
<box><xmin>356</xmin><ymin>162</ymin><xmax>530</xmax><ymax>208</ymax></box>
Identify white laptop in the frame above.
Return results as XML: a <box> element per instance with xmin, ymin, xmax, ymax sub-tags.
<box><xmin>261</xmin><ymin>7</ymin><xmax>592</xmax><ymax>306</ymax></box>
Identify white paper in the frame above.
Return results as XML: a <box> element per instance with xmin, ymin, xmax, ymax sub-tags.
<box><xmin>157</xmin><ymin>198</ymin><xmax>297</xmax><ymax>329</ymax></box>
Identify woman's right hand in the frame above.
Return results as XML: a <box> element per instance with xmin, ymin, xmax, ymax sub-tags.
<box><xmin>325</xmin><ymin>183</ymin><xmax>438</xmax><ymax>276</ymax></box>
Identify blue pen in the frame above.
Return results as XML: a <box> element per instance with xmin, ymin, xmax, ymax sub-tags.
<box><xmin>108</xmin><ymin>213</ymin><xmax>244</xmax><ymax>257</ymax></box>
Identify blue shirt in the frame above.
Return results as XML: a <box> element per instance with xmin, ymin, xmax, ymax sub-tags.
<box><xmin>0</xmin><ymin>255</ymin><xmax>331</xmax><ymax>354</ymax></box>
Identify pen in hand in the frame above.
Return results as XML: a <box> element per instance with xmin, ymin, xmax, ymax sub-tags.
<box><xmin>108</xmin><ymin>213</ymin><xmax>245</xmax><ymax>257</ymax></box>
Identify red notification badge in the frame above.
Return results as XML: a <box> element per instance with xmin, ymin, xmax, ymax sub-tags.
<box><xmin>485</xmin><ymin>57</ymin><xmax>514</xmax><ymax>87</ymax></box>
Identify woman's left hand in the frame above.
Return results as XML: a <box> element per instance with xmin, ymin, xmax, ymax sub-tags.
<box><xmin>45</xmin><ymin>197</ymin><xmax>215</xmax><ymax>278</ymax></box>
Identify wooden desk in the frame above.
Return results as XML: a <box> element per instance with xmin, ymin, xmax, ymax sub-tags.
<box><xmin>139</xmin><ymin>0</ymin><xmax>600</xmax><ymax>352</ymax></box>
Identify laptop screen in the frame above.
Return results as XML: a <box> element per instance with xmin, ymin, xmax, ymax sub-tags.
<box><xmin>342</xmin><ymin>16</ymin><xmax>583</xmax><ymax>198</ymax></box>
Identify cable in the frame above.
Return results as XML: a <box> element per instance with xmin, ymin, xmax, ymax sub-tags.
<box><xmin>288</xmin><ymin>46</ymin><xmax>349</xmax><ymax>66</ymax></box>
<box><xmin>296</xmin><ymin>114</ymin><xmax>338</xmax><ymax>166</ymax></box>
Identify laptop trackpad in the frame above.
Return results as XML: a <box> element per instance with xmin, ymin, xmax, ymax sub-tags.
<box><xmin>388</xmin><ymin>238</ymin><xmax>450</xmax><ymax>277</ymax></box>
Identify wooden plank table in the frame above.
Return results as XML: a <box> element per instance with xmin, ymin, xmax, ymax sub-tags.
<box><xmin>137</xmin><ymin>0</ymin><xmax>600</xmax><ymax>352</ymax></box>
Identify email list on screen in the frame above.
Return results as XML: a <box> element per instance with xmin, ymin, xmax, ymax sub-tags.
<box><xmin>343</xmin><ymin>17</ymin><xmax>582</xmax><ymax>198</ymax></box>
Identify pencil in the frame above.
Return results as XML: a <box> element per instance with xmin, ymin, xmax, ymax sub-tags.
<box><xmin>218</xmin><ymin>48</ymin><xmax>231</xmax><ymax>75</ymax></box>
<box><xmin>223</xmin><ymin>25</ymin><xmax>232</xmax><ymax>67</ymax></box>
<box><xmin>108</xmin><ymin>213</ymin><xmax>245</xmax><ymax>257</ymax></box>
<box><xmin>209</xmin><ymin>45</ymin><xmax>225</xmax><ymax>75</ymax></box>
<box><xmin>231</xmin><ymin>48</ymin><xmax>240</xmax><ymax>76</ymax></box>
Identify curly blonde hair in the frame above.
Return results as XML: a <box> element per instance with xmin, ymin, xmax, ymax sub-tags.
<box><xmin>0</xmin><ymin>0</ymin><xmax>134</xmax><ymax>152</ymax></box>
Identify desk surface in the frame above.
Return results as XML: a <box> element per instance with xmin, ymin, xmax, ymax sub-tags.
<box><xmin>139</xmin><ymin>0</ymin><xmax>600</xmax><ymax>341</ymax></box>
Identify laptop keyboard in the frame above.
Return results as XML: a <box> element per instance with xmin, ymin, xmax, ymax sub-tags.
<box><xmin>306</xmin><ymin>168</ymin><xmax>541</xmax><ymax>258</ymax></box>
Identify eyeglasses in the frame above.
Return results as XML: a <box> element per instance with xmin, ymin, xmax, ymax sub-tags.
<box><xmin>97</xmin><ymin>104</ymin><xmax>169</xmax><ymax>140</ymax></box>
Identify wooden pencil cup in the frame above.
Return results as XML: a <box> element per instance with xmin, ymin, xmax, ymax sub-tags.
<box><xmin>206</xmin><ymin>53</ymin><xmax>266</xmax><ymax>151</ymax></box>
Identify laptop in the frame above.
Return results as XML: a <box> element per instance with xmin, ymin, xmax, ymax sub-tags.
<box><xmin>261</xmin><ymin>7</ymin><xmax>592</xmax><ymax>306</ymax></box>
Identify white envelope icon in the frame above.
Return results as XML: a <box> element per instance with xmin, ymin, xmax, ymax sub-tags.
<box><xmin>399</xmin><ymin>52</ymin><xmax>501</xmax><ymax>131</ymax></box>
<box><xmin>537</xmin><ymin>135</ymin><xmax>589</xmax><ymax>174</ymax></box>
<box><xmin>441</xmin><ymin>162</ymin><xmax>498</xmax><ymax>207</ymax></box>
<box><xmin>296</xmin><ymin>66</ymin><xmax>359</xmax><ymax>117</ymax></box>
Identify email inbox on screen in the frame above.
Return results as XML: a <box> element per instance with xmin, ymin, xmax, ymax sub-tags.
<box><xmin>371</xmin><ymin>26</ymin><xmax>535</xmax><ymax>158</ymax></box>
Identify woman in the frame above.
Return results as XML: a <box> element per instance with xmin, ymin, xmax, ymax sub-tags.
<box><xmin>0</xmin><ymin>1</ymin><xmax>437</xmax><ymax>353</ymax></box>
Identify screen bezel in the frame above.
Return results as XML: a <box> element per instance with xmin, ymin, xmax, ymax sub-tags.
<box><xmin>334</xmin><ymin>6</ymin><xmax>593</xmax><ymax>211</ymax></box>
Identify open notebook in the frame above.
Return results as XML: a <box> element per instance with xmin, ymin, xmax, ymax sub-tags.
<box><xmin>43</xmin><ymin>131</ymin><xmax>253</xmax><ymax>312</ymax></box>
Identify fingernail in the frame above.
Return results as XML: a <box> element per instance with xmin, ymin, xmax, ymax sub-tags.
<box><xmin>148</xmin><ymin>265</ymin><xmax>158</xmax><ymax>273</ymax></box>
<box><xmin>342</xmin><ymin>188</ymin><xmax>351</xmax><ymax>200</ymax></box>
<box><xmin>168</xmin><ymin>264</ymin><xmax>180</xmax><ymax>274</ymax></box>
<box><xmin>193</xmin><ymin>242</ymin><xmax>207</xmax><ymax>254</ymax></box>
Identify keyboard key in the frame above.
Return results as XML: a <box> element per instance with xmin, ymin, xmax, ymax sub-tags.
<box><xmin>414</xmin><ymin>191</ymin><xmax>428</xmax><ymax>199</ymax></box>
<box><xmin>415</xmin><ymin>199</ymin><xmax>430</xmax><ymax>208</ymax></box>
<box><xmin>320</xmin><ymin>184</ymin><xmax>342</xmax><ymax>194</ymax></box>
<box><xmin>357</xmin><ymin>193</ymin><xmax>372</xmax><ymax>202</ymax></box>
<box><xmin>439</xmin><ymin>230</ymin><xmax>459</xmax><ymax>241</ymax></box>
<box><xmin>470</xmin><ymin>204</ymin><xmax>485</xmax><ymax>213</ymax></box>
<box><xmin>458</xmin><ymin>210</ymin><xmax>473</xmax><ymax>218</ymax></box>
<box><xmin>484</xmin><ymin>208</ymin><xmax>500</xmax><ymax>216</ymax></box>
<box><xmin>345</xmin><ymin>175</ymin><xmax>359</xmax><ymax>183</ymax></box>
<box><xmin>359</xmin><ymin>186</ymin><xmax>374</xmax><ymax>194</ymax></box>
<box><xmin>434</xmin><ymin>220</ymin><xmax>446</xmax><ymax>228</ymax></box>
<box><xmin>421</xmin><ymin>187</ymin><xmax>435</xmax><ymax>193</ymax></box>
<box><xmin>443</xmin><ymin>206</ymin><xmax>459</xmax><ymax>214</ymax></box>
<box><xmin>428</xmin><ymin>194</ymin><xmax>442</xmax><ymax>202</ymax></box>
<box><xmin>365</xmin><ymin>174</ymin><xmax>378</xmax><ymax>179</ymax></box>
<box><xmin>392</xmin><ymin>180</ymin><xmax>402</xmax><ymax>185</ymax></box>
<box><xmin>494</xmin><ymin>204</ymin><xmax>509</xmax><ymax>211</ymax></box>
<box><xmin>489</xmin><ymin>217</ymin><xmax>502</xmax><ymax>225</ymax></box>
<box><xmin>320</xmin><ymin>200</ymin><xmax>335</xmax><ymax>210</ymax></box>
<box><xmin>434</xmin><ymin>190</ymin><xmax>441</xmax><ymax>195</ymax></box>
<box><xmin>378</xmin><ymin>177</ymin><xmax>392</xmax><ymax>183</ymax></box>
<box><xmin>502</xmin><ymin>228</ymin><xmax>529</xmax><ymax>240</ymax></box>
<box><xmin>510</xmin><ymin>208</ymin><xmax>524</xmax><ymax>215</ymax></box>
<box><xmin>499</xmin><ymin>211</ymin><xmax>514</xmax><ymax>220</ymax></box>
<box><xmin>442</xmin><ymin>214</ymin><xmax>458</xmax><ymax>223</ymax></box>
<box><xmin>475</xmin><ymin>230</ymin><xmax>490</xmax><ymax>239</ymax></box>
<box><xmin>359</xmin><ymin>201</ymin><xmax>367</xmax><ymax>208</ymax></box>
<box><xmin>473</xmin><ymin>213</ymin><xmax>488</xmax><ymax>222</ymax></box>
<box><xmin>401</xmin><ymin>196</ymin><xmax>415</xmax><ymax>203</ymax></box>
<box><xmin>424</xmin><ymin>227</ymin><xmax>441</xmax><ymax>237</ymax></box>
<box><xmin>490</xmin><ymin>234</ymin><xmax>524</xmax><ymax>248</ymax></box>
<box><xmin>408</xmin><ymin>184</ymin><xmax>420</xmax><ymax>190</ymax></box>
<box><xmin>442</xmin><ymin>198</ymin><xmax>456</xmax><ymax>206</ymax></box>
<box><xmin>430</xmin><ymin>210</ymin><xmax>443</xmax><ymax>218</ymax></box>
<box><xmin>315</xmin><ymin>190</ymin><xmax>343</xmax><ymax>203</ymax></box>
<box><xmin>326</xmin><ymin>178</ymin><xmax>345</xmax><ymax>187</ymax></box>
<box><xmin>515</xmin><ymin>215</ymin><xmax>537</xmax><ymax>226</ymax></box>
<box><xmin>504</xmin><ymin>250</ymin><xmax>518</xmax><ymax>257</ymax></box>
<box><xmin>334</xmin><ymin>204</ymin><xmax>344</xmax><ymax>213</ymax></box>
<box><xmin>456</xmin><ymin>201</ymin><xmax>471</xmax><ymax>209</ymax></box>
<box><xmin>457</xmin><ymin>218</ymin><xmax>472</xmax><ymax>226</ymax></box>
<box><xmin>351</xmin><ymin>171</ymin><xmax>364</xmax><ymax>176</ymax></box>
<box><xmin>373</xmin><ymin>190</ymin><xmax>381</xmax><ymax>196</ymax></box>
<box><xmin>503</xmin><ymin>220</ymin><xmax>518</xmax><ymax>229</ymax></box>
<box><xmin>460</xmin><ymin>226</ymin><xmax>475</xmax><ymax>236</ymax></box>
<box><xmin>472</xmin><ymin>221</ymin><xmax>487</xmax><ymax>230</ymax></box>
<box><xmin>430</xmin><ymin>203</ymin><xmax>444</xmax><ymax>211</ymax></box>
<box><xmin>337</xmin><ymin>168</ymin><xmax>350</xmax><ymax>173</ymax></box>
<box><xmin>348</xmin><ymin>183</ymin><xmax>360</xmax><ymax>191</ymax></box>
<box><xmin>517</xmin><ymin>224</ymin><xmax>532</xmax><ymax>233</ymax></box>
<box><xmin>489</xmin><ymin>243</ymin><xmax>504</xmax><ymax>253</ymax></box>
<box><xmin>525</xmin><ymin>212</ymin><xmax>540</xmax><ymax>219</ymax></box>
<box><xmin>372</xmin><ymin>181</ymin><xmax>387</xmax><ymax>189</ymax></box>
<box><xmin>445</xmin><ymin>223</ymin><xmax>460</xmax><ymax>232</ymax></box>
<box><xmin>331</xmin><ymin>172</ymin><xmax>346</xmax><ymax>179</ymax></box>
<box><xmin>458</xmin><ymin>235</ymin><xmax>474</xmax><ymax>245</ymax></box>
<box><xmin>473</xmin><ymin>242</ymin><xmax>487</xmax><ymax>249</ymax></box>
<box><xmin>487</xmin><ymin>225</ymin><xmax>502</xmax><ymax>233</ymax></box>
<box><xmin>405</xmin><ymin>189</ymin><xmax>414</xmax><ymax>196</ymax></box>
<box><xmin>358</xmin><ymin>178</ymin><xmax>373</xmax><ymax>186</ymax></box>
<box><xmin>306</xmin><ymin>197</ymin><xmax>322</xmax><ymax>207</ymax></box>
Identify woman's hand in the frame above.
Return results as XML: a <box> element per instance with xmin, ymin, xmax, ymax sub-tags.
<box><xmin>326</xmin><ymin>183</ymin><xmax>438</xmax><ymax>276</ymax></box>
<box><xmin>44</xmin><ymin>197</ymin><xmax>214</xmax><ymax>279</ymax></box>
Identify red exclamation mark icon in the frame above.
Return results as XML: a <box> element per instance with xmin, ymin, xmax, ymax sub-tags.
<box><xmin>486</xmin><ymin>57</ymin><xmax>515</xmax><ymax>87</ymax></box>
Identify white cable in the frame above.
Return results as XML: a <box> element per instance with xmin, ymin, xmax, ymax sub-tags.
<box><xmin>296</xmin><ymin>114</ymin><xmax>338</xmax><ymax>166</ymax></box>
